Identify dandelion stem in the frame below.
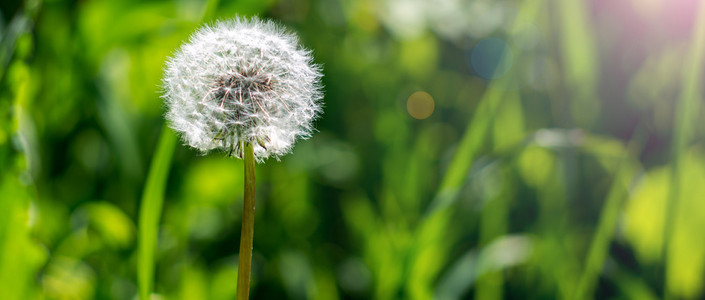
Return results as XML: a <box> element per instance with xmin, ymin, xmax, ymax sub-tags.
<box><xmin>236</xmin><ymin>141</ymin><xmax>256</xmax><ymax>300</ymax></box>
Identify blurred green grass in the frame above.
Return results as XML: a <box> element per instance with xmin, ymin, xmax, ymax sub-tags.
<box><xmin>2</xmin><ymin>0</ymin><xmax>705</xmax><ymax>299</ymax></box>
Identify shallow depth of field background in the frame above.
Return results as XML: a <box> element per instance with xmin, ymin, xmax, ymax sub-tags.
<box><xmin>2</xmin><ymin>0</ymin><xmax>705</xmax><ymax>299</ymax></box>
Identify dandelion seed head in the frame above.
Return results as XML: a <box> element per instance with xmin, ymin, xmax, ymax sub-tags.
<box><xmin>162</xmin><ymin>17</ymin><xmax>323</xmax><ymax>161</ymax></box>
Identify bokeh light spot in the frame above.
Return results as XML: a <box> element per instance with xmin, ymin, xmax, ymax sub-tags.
<box><xmin>406</xmin><ymin>91</ymin><xmax>435</xmax><ymax>119</ymax></box>
<box><xmin>468</xmin><ymin>37</ymin><xmax>513</xmax><ymax>79</ymax></box>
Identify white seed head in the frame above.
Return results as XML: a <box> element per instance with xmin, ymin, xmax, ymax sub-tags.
<box><xmin>162</xmin><ymin>17</ymin><xmax>323</xmax><ymax>161</ymax></box>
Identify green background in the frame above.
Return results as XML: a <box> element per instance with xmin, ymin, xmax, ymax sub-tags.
<box><xmin>2</xmin><ymin>0</ymin><xmax>705</xmax><ymax>299</ymax></box>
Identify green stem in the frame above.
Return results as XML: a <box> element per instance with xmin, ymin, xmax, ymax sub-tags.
<box><xmin>236</xmin><ymin>142</ymin><xmax>256</xmax><ymax>300</ymax></box>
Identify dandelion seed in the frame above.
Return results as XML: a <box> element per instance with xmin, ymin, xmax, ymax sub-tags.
<box><xmin>162</xmin><ymin>17</ymin><xmax>324</xmax><ymax>161</ymax></box>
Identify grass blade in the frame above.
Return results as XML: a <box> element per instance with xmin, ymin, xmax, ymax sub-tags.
<box><xmin>575</xmin><ymin>142</ymin><xmax>638</xmax><ymax>299</ymax></box>
<box><xmin>664</xmin><ymin>2</ymin><xmax>705</xmax><ymax>298</ymax></box>
<box><xmin>138</xmin><ymin>125</ymin><xmax>177</xmax><ymax>300</ymax></box>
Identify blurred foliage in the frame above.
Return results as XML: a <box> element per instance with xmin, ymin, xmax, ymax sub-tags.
<box><xmin>2</xmin><ymin>0</ymin><xmax>705</xmax><ymax>299</ymax></box>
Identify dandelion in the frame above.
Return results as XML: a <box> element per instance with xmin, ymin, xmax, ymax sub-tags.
<box><xmin>162</xmin><ymin>17</ymin><xmax>323</xmax><ymax>161</ymax></box>
<box><xmin>161</xmin><ymin>17</ymin><xmax>323</xmax><ymax>300</ymax></box>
